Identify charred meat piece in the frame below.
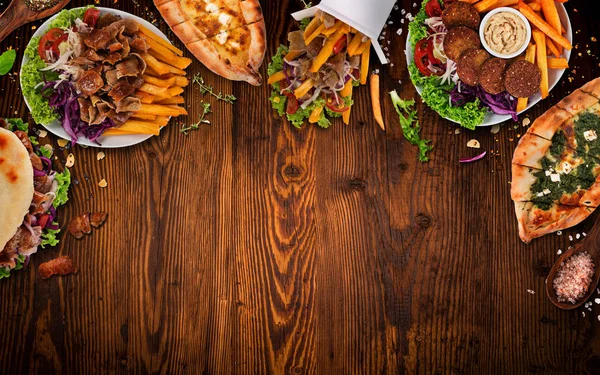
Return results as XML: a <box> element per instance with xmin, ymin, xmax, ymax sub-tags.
<box><xmin>67</xmin><ymin>213</ymin><xmax>92</xmax><ymax>239</ymax></box>
<box><xmin>104</xmin><ymin>19</ymin><xmax>139</xmax><ymax>37</ymax></box>
<box><xmin>456</xmin><ymin>48</ymin><xmax>490</xmax><ymax>86</ymax></box>
<box><xmin>105</xmin><ymin>69</ymin><xmax>119</xmax><ymax>87</ymax></box>
<box><xmin>443</xmin><ymin>26</ymin><xmax>480</xmax><ymax>62</ymax></box>
<box><xmin>83</xmin><ymin>49</ymin><xmax>106</xmax><ymax>62</ymax></box>
<box><xmin>442</xmin><ymin>2</ymin><xmax>480</xmax><ymax>30</ymax></box>
<box><xmin>96</xmin><ymin>13</ymin><xmax>121</xmax><ymax>29</ymax></box>
<box><xmin>30</xmin><ymin>191</ymin><xmax>51</xmax><ymax>215</ymax></box>
<box><xmin>288</xmin><ymin>30</ymin><xmax>306</xmax><ymax>53</ymax></box>
<box><xmin>130</xmin><ymin>36</ymin><xmax>148</xmax><ymax>53</ymax></box>
<box><xmin>479</xmin><ymin>57</ymin><xmax>508</xmax><ymax>95</ymax></box>
<box><xmin>39</xmin><ymin>256</ymin><xmax>77</xmax><ymax>279</ymax></box>
<box><xmin>105</xmin><ymin>52</ymin><xmax>123</xmax><ymax>65</ymax></box>
<box><xmin>116</xmin><ymin>58</ymin><xmax>141</xmax><ymax>79</ymax></box>
<box><xmin>77</xmin><ymin>70</ymin><xmax>104</xmax><ymax>97</ymax></box>
<box><xmin>504</xmin><ymin>60</ymin><xmax>541</xmax><ymax>98</ymax></box>
<box><xmin>34</xmin><ymin>175</ymin><xmax>54</xmax><ymax>194</ymax></box>
<box><xmin>13</xmin><ymin>130</ymin><xmax>43</xmax><ymax>170</ymax></box>
<box><xmin>116</xmin><ymin>96</ymin><xmax>141</xmax><ymax>113</ymax></box>
<box><xmin>109</xmin><ymin>80</ymin><xmax>136</xmax><ymax>103</ymax></box>
<box><xmin>90</xmin><ymin>212</ymin><xmax>108</xmax><ymax>228</ymax></box>
<box><xmin>84</xmin><ymin>28</ymin><xmax>113</xmax><ymax>50</ymax></box>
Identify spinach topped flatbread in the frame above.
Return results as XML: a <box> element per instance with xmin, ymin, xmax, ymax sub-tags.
<box><xmin>512</xmin><ymin>78</ymin><xmax>600</xmax><ymax>243</ymax></box>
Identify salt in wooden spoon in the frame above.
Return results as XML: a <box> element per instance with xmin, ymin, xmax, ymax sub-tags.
<box><xmin>546</xmin><ymin>214</ymin><xmax>600</xmax><ymax>310</ymax></box>
<box><xmin>0</xmin><ymin>0</ymin><xmax>71</xmax><ymax>43</ymax></box>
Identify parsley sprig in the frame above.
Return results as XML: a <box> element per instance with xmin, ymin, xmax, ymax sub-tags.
<box><xmin>192</xmin><ymin>74</ymin><xmax>236</xmax><ymax>104</ymax></box>
<box><xmin>180</xmin><ymin>102</ymin><xmax>211</xmax><ymax>135</ymax></box>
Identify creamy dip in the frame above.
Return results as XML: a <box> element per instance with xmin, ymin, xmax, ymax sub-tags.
<box><xmin>483</xmin><ymin>11</ymin><xmax>528</xmax><ymax>55</ymax></box>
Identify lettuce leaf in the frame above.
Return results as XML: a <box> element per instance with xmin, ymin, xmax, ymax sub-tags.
<box><xmin>54</xmin><ymin>168</ymin><xmax>71</xmax><ymax>207</ymax></box>
<box><xmin>390</xmin><ymin>90</ymin><xmax>433</xmax><ymax>162</ymax></box>
<box><xmin>40</xmin><ymin>227</ymin><xmax>60</xmax><ymax>249</ymax></box>
<box><xmin>0</xmin><ymin>255</ymin><xmax>25</xmax><ymax>280</ymax></box>
<box><xmin>269</xmin><ymin>91</ymin><xmax>286</xmax><ymax>117</ymax></box>
<box><xmin>5</xmin><ymin>118</ymin><xmax>28</xmax><ymax>132</ymax></box>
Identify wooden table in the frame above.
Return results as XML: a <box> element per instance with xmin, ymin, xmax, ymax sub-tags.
<box><xmin>1</xmin><ymin>0</ymin><xmax>599</xmax><ymax>373</ymax></box>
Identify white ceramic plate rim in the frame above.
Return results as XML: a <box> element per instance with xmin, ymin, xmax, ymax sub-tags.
<box><xmin>20</xmin><ymin>7</ymin><xmax>170</xmax><ymax>148</ymax></box>
<box><xmin>404</xmin><ymin>2</ymin><xmax>572</xmax><ymax>127</ymax></box>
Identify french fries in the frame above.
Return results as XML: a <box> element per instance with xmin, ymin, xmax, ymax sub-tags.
<box><xmin>310</xmin><ymin>29</ymin><xmax>345</xmax><ymax>72</ymax></box>
<box><xmin>268</xmin><ymin>71</ymin><xmax>286</xmax><ymax>85</ymax></box>
<box><xmin>138</xmin><ymin>103</ymin><xmax>185</xmax><ymax>117</ymax></box>
<box><xmin>360</xmin><ymin>42</ymin><xmax>371</xmax><ymax>85</ymax></box>
<box><xmin>156</xmin><ymin>96</ymin><xmax>185</xmax><ymax>105</ymax></box>
<box><xmin>131</xmin><ymin>113</ymin><xmax>157</xmax><ymax>121</ymax></box>
<box><xmin>370</xmin><ymin>74</ymin><xmax>385</xmax><ymax>131</ymax></box>
<box><xmin>294</xmin><ymin>78</ymin><xmax>314</xmax><ymax>99</ymax></box>
<box><xmin>308</xmin><ymin>105</ymin><xmax>323</xmax><ymax>123</ymax></box>
<box><xmin>519</xmin><ymin>2</ymin><xmax>572</xmax><ymax>50</ymax></box>
<box><xmin>144</xmin><ymin>36</ymin><xmax>192</xmax><ymax>70</ymax></box>
<box><xmin>547</xmin><ymin>57</ymin><xmax>569</xmax><ymax>69</ymax></box>
<box><xmin>480</xmin><ymin>0</ymin><xmax>518</xmax><ymax>12</ymax></box>
<box><xmin>545</xmin><ymin>36</ymin><xmax>560</xmax><ymax>58</ymax></box>
<box><xmin>137</xmin><ymin>24</ymin><xmax>184</xmax><ymax>57</ymax></box>
<box><xmin>474</xmin><ymin>0</ymin><xmax>498</xmax><ymax>13</ymax></box>
<box><xmin>532</xmin><ymin>29</ymin><xmax>549</xmax><ymax>99</ymax></box>
<box><xmin>303</xmin><ymin>17</ymin><xmax>321</xmax><ymax>39</ymax></box>
<box><xmin>104</xmin><ymin>119</ymin><xmax>161</xmax><ymax>136</ymax></box>
<box><xmin>139</xmin><ymin>82</ymin><xmax>168</xmax><ymax>96</ymax></box>
<box><xmin>142</xmin><ymin>74</ymin><xmax>176</xmax><ymax>88</ymax></box>
<box><xmin>341</xmin><ymin>80</ymin><xmax>353</xmax><ymax>125</ymax></box>
<box><xmin>516</xmin><ymin>43</ymin><xmax>537</xmax><ymax>112</ymax></box>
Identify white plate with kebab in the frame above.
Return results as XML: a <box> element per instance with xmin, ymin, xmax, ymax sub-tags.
<box><xmin>405</xmin><ymin>0</ymin><xmax>572</xmax><ymax>128</ymax></box>
<box><xmin>21</xmin><ymin>7</ymin><xmax>189</xmax><ymax>148</ymax></box>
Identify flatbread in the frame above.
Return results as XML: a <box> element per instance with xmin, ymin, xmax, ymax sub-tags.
<box><xmin>526</xmin><ymin>105</ymin><xmax>573</xmax><ymax>140</ymax></box>
<box><xmin>154</xmin><ymin>0</ymin><xmax>266</xmax><ymax>85</ymax></box>
<box><xmin>0</xmin><ymin>128</ymin><xmax>34</xmax><ymax>251</ymax></box>
<box><xmin>514</xmin><ymin>201</ymin><xmax>594</xmax><ymax>243</ymax></box>
<box><xmin>511</xmin><ymin>78</ymin><xmax>600</xmax><ymax>242</ymax></box>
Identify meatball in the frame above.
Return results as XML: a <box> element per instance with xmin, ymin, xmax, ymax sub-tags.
<box><xmin>479</xmin><ymin>58</ymin><xmax>508</xmax><ymax>95</ymax></box>
<box><xmin>443</xmin><ymin>26</ymin><xmax>481</xmax><ymax>62</ymax></box>
<box><xmin>505</xmin><ymin>60</ymin><xmax>542</xmax><ymax>98</ymax></box>
<box><xmin>456</xmin><ymin>48</ymin><xmax>491</xmax><ymax>86</ymax></box>
<box><xmin>442</xmin><ymin>2</ymin><xmax>481</xmax><ymax>30</ymax></box>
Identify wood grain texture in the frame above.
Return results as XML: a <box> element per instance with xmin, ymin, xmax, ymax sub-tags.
<box><xmin>1</xmin><ymin>0</ymin><xmax>599</xmax><ymax>373</ymax></box>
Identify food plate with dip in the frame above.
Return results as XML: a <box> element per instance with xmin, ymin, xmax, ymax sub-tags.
<box><xmin>406</xmin><ymin>1</ymin><xmax>572</xmax><ymax>127</ymax></box>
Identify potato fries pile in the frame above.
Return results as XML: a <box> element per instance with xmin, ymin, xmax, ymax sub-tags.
<box><xmin>104</xmin><ymin>24</ymin><xmax>190</xmax><ymax>136</ymax></box>
<box><xmin>268</xmin><ymin>11</ymin><xmax>372</xmax><ymax>126</ymax></box>
<box><xmin>463</xmin><ymin>0</ymin><xmax>572</xmax><ymax>109</ymax></box>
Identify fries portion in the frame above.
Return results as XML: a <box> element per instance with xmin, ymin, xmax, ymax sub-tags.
<box><xmin>267</xmin><ymin>11</ymin><xmax>373</xmax><ymax>127</ymax></box>
<box><xmin>106</xmin><ymin>25</ymin><xmax>189</xmax><ymax>137</ymax></box>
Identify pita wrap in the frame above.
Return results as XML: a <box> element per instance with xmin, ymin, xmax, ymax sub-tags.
<box><xmin>0</xmin><ymin>127</ymin><xmax>34</xmax><ymax>252</ymax></box>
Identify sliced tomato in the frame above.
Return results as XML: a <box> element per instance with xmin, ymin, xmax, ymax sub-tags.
<box><xmin>414</xmin><ymin>39</ymin><xmax>432</xmax><ymax>76</ymax></box>
<box><xmin>38</xmin><ymin>28</ymin><xmax>64</xmax><ymax>62</ymax></box>
<box><xmin>425</xmin><ymin>0</ymin><xmax>443</xmax><ymax>17</ymax></box>
<box><xmin>332</xmin><ymin>34</ymin><xmax>347</xmax><ymax>54</ymax></box>
<box><xmin>284</xmin><ymin>92</ymin><xmax>299</xmax><ymax>115</ymax></box>
<box><xmin>50</xmin><ymin>34</ymin><xmax>69</xmax><ymax>58</ymax></box>
<box><xmin>83</xmin><ymin>8</ymin><xmax>101</xmax><ymax>28</ymax></box>
<box><xmin>426</xmin><ymin>37</ymin><xmax>441</xmax><ymax>65</ymax></box>
<box><xmin>37</xmin><ymin>214</ymin><xmax>50</xmax><ymax>229</ymax></box>
<box><xmin>326</xmin><ymin>99</ymin><xmax>349</xmax><ymax>113</ymax></box>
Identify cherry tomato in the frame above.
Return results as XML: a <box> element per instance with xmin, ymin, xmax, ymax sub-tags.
<box><xmin>332</xmin><ymin>35</ymin><xmax>347</xmax><ymax>54</ymax></box>
<box><xmin>83</xmin><ymin>8</ymin><xmax>101</xmax><ymax>28</ymax></box>
<box><xmin>38</xmin><ymin>28</ymin><xmax>64</xmax><ymax>62</ymax></box>
<box><xmin>37</xmin><ymin>214</ymin><xmax>50</xmax><ymax>229</ymax></box>
<box><xmin>425</xmin><ymin>0</ymin><xmax>443</xmax><ymax>17</ymax></box>
<box><xmin>284</xmin><ymin>92</ymin><xmax>299</xmax><ymax>115</ymax></box>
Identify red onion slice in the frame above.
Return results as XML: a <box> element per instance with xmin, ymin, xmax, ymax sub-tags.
<box><xmin>459</xmin><ymin>151</ymin><xmax>486</xmax><ymax>163</ymax></box>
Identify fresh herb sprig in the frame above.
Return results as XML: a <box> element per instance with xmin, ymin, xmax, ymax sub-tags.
<box><xmin>192</xmin><ymin>74</ymin><xmax>236</xmax><ymax>104</ymax></box>
<box><xmin>300</xmin><ymin>0</ymin><xmax>312</xmax><ymax>8</ymax></box>
<box><xmin>181</xmin><ymin>102</ymin><xmax>211</xmax><ymax>135</ymax></box>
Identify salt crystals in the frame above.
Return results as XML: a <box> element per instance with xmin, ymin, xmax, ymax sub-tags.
<box><xmin>553</xmin><ymin>252</ymin><xmax>595</xmax><ymax>304</ymax></box>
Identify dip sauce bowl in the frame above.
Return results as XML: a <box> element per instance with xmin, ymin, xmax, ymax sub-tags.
<box><xmin>479</xmin><ymin>7</ymin><xmax>532</xmax><ymax>59</ymax></box>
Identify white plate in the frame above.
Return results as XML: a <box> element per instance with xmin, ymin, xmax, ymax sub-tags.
<box><xmin>20</xmin><ymin>7</ymin><xmax>170</xmax><ymax>148</ymax></box>
<box><xmin>405</xmin><ymin>3</ymin><xmax>572</xmax><ymax>127</ymax></box>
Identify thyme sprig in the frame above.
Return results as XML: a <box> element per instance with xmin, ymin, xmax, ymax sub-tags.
<box><xmin>180</xmin><ymin>102</ymin><xmax>211</xmax><ymax>135</ymax></box>
<box><xmin>192</xmin><ymin>74</ymin><xmax>236</xmax><ymax>104</ymax></box>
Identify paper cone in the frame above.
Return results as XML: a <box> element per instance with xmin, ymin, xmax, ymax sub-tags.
<box><xmin>292</xmin><ymin>0</ymin><xmax>396</xmax><ymax>64</ymax></box>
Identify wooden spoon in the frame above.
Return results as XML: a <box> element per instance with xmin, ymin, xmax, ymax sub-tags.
<box><xmin>0</xmin><ymin>0</ymin><xmax>71</xmax><ymax>43</ymax></box>
<box><xmin>546</xmin><ymin>214</ymin><xmax>600</xmax><ymax>310</ymax></box>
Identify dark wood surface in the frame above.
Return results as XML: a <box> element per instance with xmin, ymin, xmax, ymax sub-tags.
<box><xmin>1</xmin><ymin>0</ymin><xmax>599</xmax><ymax>373</ymax></box>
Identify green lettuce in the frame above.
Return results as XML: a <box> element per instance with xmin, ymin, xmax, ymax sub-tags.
<box><xmin>407</xmin><ymin>2</ymin><xmax>487</xmax><ymax>130</ymax></box>
<box><xmin>54</xmin><ymin>168</ymin><xmax>71</xmax><ymax>207</ymax></box>
<box><xmin>5</xmin><ymin>118</ymin><xmax>28</xmax><ymax>132</ymax></box>
<box><xmin>40</xmin><ymin>227</ymin><xmax>61</xmax><ymax>249</ymax></box>
<box><xmin>48</xmin><ymin>6</ymin><xmax>94</xmax><ymax>29</ymax></box>
<box><xmin>269</xmin><ymin>91</ymin><xmax>286</xmax><ymax>117</ymax></box>
<box><xmin>0</xmin><ymin>255</ymin><xmax>25</xmax><ymax>280</ymax></box>
<box><xmin>390</xmin><ymin>90</ymin><xmax>433</xmax><ymax>162</ymax></box>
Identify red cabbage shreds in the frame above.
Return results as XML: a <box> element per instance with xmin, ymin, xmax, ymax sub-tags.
<box><xmin>450</xmin><ymin>84</ymin><xmax>518</xmax><ymax>121</ymax></box>
<box><xmin>44</xmin><ymin>81</ymin><xmax>115</xmax><ymax>144</ymax></box>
